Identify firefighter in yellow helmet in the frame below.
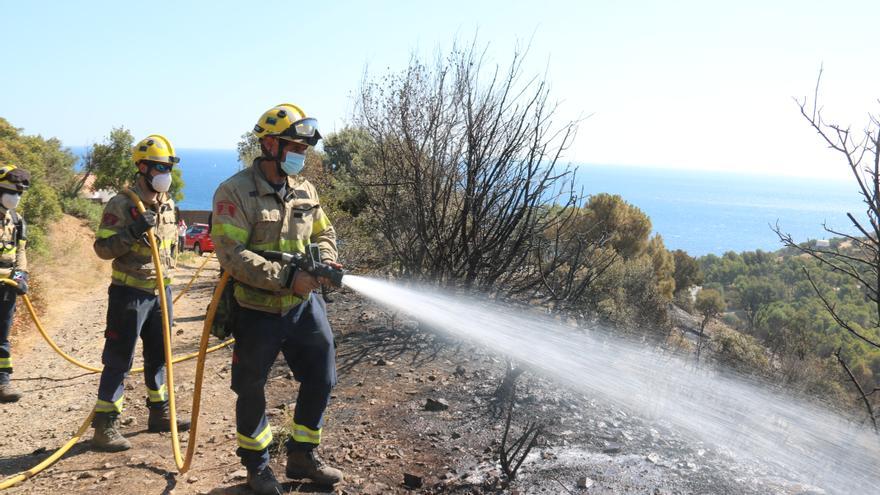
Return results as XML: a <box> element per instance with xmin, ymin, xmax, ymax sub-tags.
<box><xmin>90</xmin><ymin>134</ymin><xmax>189</xmax><ymax>451</ymax></box>
<box><xmin>211</xmin><ymin>104</ymin><xmax>343</xmax><ymax>492</ymax></box>
<box><xmin>0</xmin><ymin>164</ymin><xmax>30</xmax><ymax>403</ymax></box>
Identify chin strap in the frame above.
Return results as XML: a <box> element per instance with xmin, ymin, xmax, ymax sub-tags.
<box><xmin>260</xmin><ymin>139</ymin><xmax>287</xmax><ymax>177</ymax></box>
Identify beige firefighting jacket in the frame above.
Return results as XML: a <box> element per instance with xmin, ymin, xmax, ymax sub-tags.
<box><xmin>211</xmin><ymin>160</ymin><xmax>337</xmax><ymax>314</ymax></box>
<box><xmin>94</xmin><ymin>181</ymin><xmax>177</xmax><ymax>293</ymax></box>
<box><xmin>0</xmin><ymin>207</ymin><xmax>26</xmax><ymax>279</ymax></box>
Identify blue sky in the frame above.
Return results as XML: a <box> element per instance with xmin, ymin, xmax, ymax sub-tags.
<box><xmin>2</xmin><ymin>0</ymin><xmax>879</xmax><ymax>179</ymax></box>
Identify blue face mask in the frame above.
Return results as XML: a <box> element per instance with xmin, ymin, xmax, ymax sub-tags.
<box><xmin>280</xmin><ymin>151</ymin><xmax>306</xmax><ymax>176</ymax></box>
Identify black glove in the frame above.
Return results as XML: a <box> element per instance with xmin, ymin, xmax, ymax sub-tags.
<box><xmin>11</xmin><ymin>270</ymin><xmax>27</xmax><ymax>295</ymax></box>
<box><xmin>128</xmin><ymin>210</ymin><xmax>157</xmax><ymax>238</ymax></box>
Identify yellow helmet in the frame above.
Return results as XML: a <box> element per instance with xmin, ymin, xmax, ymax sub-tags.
<box><xmin>132</xmin><ymin>134</ymin><xmax>180</xmax><ymax>165</ymax></box>
<box><xmin>253</xmin><ymin>103</ymin><xmax>322</xmax><ymax>145</ymax></box>
<box><xmin>0</xmin><ymin>164</ymin><xmax>31</xmax><ymax>193</ymax></box>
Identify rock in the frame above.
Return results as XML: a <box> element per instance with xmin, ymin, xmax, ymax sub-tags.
<box><xmin>375</xmin><ymin>358</ymin><xmax>387</xmax><ymax>365</ymax></box>
<box><xmin>451</xmin><ymin>432</ymin><xmax>461</xmax><ymax>439</ymax></box>
<box><xmin>187</xmin><ymin>476</ymin><xmax>199</xmax><ymax>483</ymax></box>
<box><xmin>454</xmin><ymin>365</ymin><xmax>466</xmax><ymax>377</ymax></box>
<box><xmin>577</xmin><ymin>476</ymin><xmax>594</xmax><ymax>489</ymax></box>
<box><xmin>424</xmin><ymin>398</ymin><xmax>449</xmax><ymax>411</ymax></box>
<box><xmin>121</xmin><ymin>417</ymin><xmax>136</xmax><ymax>426</ymax></box>
<box><xmin>646</xmin><ymin>453</ymin><xmax>661</xmax><ymax>464</ymax></box>
<box><xmin>76</xmin><ymin>471</ymin><xmax>96</xmax><ymax>480</ymax></box>
<box><xmin>361</xmin><ymin>482</ymin><xmax>390</xmax><ymax>494</ymax></box>
<box><xmin>266</xmin><ymin>408</ymin><xmax>282</xmax><ymax>417</ymax></box>
<box><xmin>403</xmin><ymin>473</ymin><xmax>423</xmax><ymax>488</ymax></box>
<box><xmin>99</xmin><ymin>471</ymin><xmax>115</xmax><ymax>481</ymax></box>
<box><xmin>602</xmin><ymin>443</ymin><xmax>622</xmax><ymax>454</ymax></box>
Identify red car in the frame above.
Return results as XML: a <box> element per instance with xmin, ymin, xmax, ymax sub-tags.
<box><xmin>183</xmin><ymin>223</ymin><xmax>214</xmax><ymax>254</ymax></box>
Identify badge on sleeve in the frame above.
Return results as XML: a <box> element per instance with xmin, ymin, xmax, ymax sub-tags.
<box><xmin>216</xmin><ymin>201</ymin><xmax>237</xmax><ymax>217</ymax></box>
<box><xmin>102</xmin><ymin>213</ymin><xmax>119</xmax><ymax>226</ymax></box>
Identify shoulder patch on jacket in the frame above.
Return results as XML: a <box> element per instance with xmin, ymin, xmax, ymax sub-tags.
<box><xmin>102</xmin><ymin>213</ymin><xmax>119</xmax><ymax>226</ymax></box>
<box><xmin>216</xmin><ymin>201</ymin><xmax>237</xmax><ymax>217</ymax></box>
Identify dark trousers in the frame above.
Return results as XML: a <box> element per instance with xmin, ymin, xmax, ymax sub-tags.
<box><xmin>96</xmin><ymin>284</ymin><xmax>173</xmax><ymax>414</ymax></box>
<box><xmin>231</xmin><ymin>293</ymin><xmax>337</xmax><ymax>470</ymax></box>
<box><xmin>0</xmin><ymin>286</ymin><xmax>17</xmax><ymax>385</ymax></box>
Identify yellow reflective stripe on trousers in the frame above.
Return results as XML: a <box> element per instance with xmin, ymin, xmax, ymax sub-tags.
<box><xmin>147</xmin><ymin>384</ymin><xmax>167</xmax><ymax>402</ymax></box>
<box><xmin>0</xmin><ymin>357</ymin><xmax>11</xmax><ymax>369</ymax></box>
<box><xmin>95</xmin><ymin>396</ymin><xmax>125</xmax><ymax>413</ymax></box>
<box><xmin>112</xmin><ymin>270</ymin><xmax>171</xmax><ymax>291</ymax></box>
<box><xmin>237</xmin><ymin>424</ymin><xmax>273</xmax><ymax>451</ymax></box>
<box><xmin>290</xmin><ymin>422</ymin><xmax>322</xmax><ymax>445</ymax></box>
<box><xmin>0</xmin><ymin>246</ymin><xmax>15</xmax><ymax>255</ymax></box>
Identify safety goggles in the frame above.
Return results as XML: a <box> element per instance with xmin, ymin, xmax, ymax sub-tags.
<box><xmin>146</xmin><ymin>161</ymin><xmax>175</xmax><ymax>173</ymax></box>
<box><xmin>279</xmin><ymin>118</ymin><xmax>322</xmax><ymax>146</ymax></box>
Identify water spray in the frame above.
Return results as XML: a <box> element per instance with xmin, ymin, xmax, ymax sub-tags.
<box><xmin>341</xmin><ymin>275</ymin><xmax>880</xmax><ymax>495</ymax></box>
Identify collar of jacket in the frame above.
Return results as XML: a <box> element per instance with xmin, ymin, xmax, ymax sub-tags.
<box><xmin>251</xmin><ymin>158</ymin><xmax>302</xmax><ymax>198</ymax></box>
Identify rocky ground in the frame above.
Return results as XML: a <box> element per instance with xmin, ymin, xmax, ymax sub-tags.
<box><xmin>0</xmin><ymin>216</ymin><xmax>832</xmax><ymax>494</ymax></box>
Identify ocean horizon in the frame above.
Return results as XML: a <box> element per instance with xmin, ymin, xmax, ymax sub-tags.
<box><xmin>71</xmin><ymin>147</ymin><xmax>862</xmax><ymax>257</ymax></box>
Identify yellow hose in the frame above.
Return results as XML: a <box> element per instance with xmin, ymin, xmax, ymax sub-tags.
<box><xmin>0</xmin><ymin>410</ymin><xmax>95</xmax><ymax>489</ymax></box>
<box><xmin>173</xmin><ymin>253</ymin><xmax>213</xmax><ymax>304</ymax></box>
<box><xmin>124</xmin><ymin>191</ymin><xmax>183</xmax><ymax>469</ymax></box>
<box><xmin>180</xmin><ymin>270</ymin><xmax>230</xmax><ymax>472</ymax></box>
<box><xmin>0</xmin><ymin>193</ymin><xmax>234</xmax><ymax>489</ymax></box>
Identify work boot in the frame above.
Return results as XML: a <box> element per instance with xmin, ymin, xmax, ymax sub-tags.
<box><xmin>0</xmin><ymin>383</ymin><xmax>21</xmax><ymax>403</ymax></box>
<box><xmin>286</xmin><ymin>449</ymin><xmax>343</xmax><ymax>485</ymax></box>
<box><xmin>247</xmin><ymin>466</ymin><xmax>282</xmax><ymax>495</ymax></box>
<box><xmin>147</xmin><ymin>405</ymin><xmax>191</xmax><ymax>433</ymax></box>
<box><xmin>91</xmin><ymin>412</ymin><xmax>131</xmax><ymax>451</ymax></box>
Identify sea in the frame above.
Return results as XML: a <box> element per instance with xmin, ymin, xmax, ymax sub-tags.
<box><xmin>73</xmin><ymin>147</ymin><xmax>863</xmax><ymax>257</ymax></box>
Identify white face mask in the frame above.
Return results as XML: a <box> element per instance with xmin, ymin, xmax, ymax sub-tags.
<box><xmin>1</xmin><ymin>193</ymin><xmax>21</xmax><ymax>210</ymax></box>
<box><xmin>150</xmin><ymin>172</ymin><xmax>173</xmax><ymax>193</ymax></box>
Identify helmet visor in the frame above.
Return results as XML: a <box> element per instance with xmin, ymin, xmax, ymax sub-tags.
<box><xmin>280</xmin><ymin>118</ymin><xmax>322</xmax><ymax>145</ymax></box>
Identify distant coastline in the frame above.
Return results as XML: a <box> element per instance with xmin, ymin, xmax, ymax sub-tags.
<box><xmin>69</xmin><ymin>147</ymin><xmax>861</xmax><ymax>257</ymax></box>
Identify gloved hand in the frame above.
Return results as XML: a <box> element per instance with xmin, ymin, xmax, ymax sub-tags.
<box><xmin>11</xmin><ymin>270</ymin><xmax>27</xmax><ymax>295</ymax></box>
<box><xmin>128</xmin><ymin>210</ymin><xmax>157</xmax><ymax>239</ymax></box>
<box><xmin>291</xmin><ymin>270</ymin><xmax>320</xmax><ymax>297</ymax></box>
<box><xmin>318</xmin><ymin>261</ymin><xmax>343</xmax><ymax>287</ymax></box>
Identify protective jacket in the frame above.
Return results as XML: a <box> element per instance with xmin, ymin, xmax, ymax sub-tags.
<box><xmin>0</xmin><ymin>207</ymin><xmax>26</xmax><ymax>279</ymax></box>
<box><xmin>94</xmin><ymin>181</ymin><xmax>177</xmax><ymax>292</ymax></box>
<box><xmin>211</xmin><ymin>160</ymin><xmax>337</xmax><ymax>314</ymax></box>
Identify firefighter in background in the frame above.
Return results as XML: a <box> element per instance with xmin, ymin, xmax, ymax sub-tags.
<box><xmin>90</xmin><ymin>134</ymin><xmax>189</xmax><ymax>451</ymax></box>
<box><xmin>211</xmin><ymin>104</ymin><xmax>342</xmax><ymax>493</ymax></box>
<box><xmin>0</xmin><ymin>164</ymin><xmax>30</xmax><ymax>403</ymax></box>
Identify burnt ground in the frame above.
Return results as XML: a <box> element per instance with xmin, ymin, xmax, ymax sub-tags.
<box><xmin>0</xmin><ymin>216</ymin><xmax>828</xmax><ymax>494</ymax></box>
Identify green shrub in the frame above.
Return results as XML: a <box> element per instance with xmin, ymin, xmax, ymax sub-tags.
<box><xmin>61</xmin><ymin>197</ymin><xmax>103</xmax><ymax>230</ymax></box>
<box><xmin>711</xmin><ymin>327</ymin><xmax>770</xmax><ymax>375</ymax></box>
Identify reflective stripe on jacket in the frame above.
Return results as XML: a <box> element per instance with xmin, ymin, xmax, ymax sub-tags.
<box><xmin>94</xmin><ymin>182</ymin><xmax>177</xmax><ymax>293</ymax></box>
<box><xmin>211</xmin><ymin>161</ymin><xmax>337</xmax><ymax>314</ymax></box>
